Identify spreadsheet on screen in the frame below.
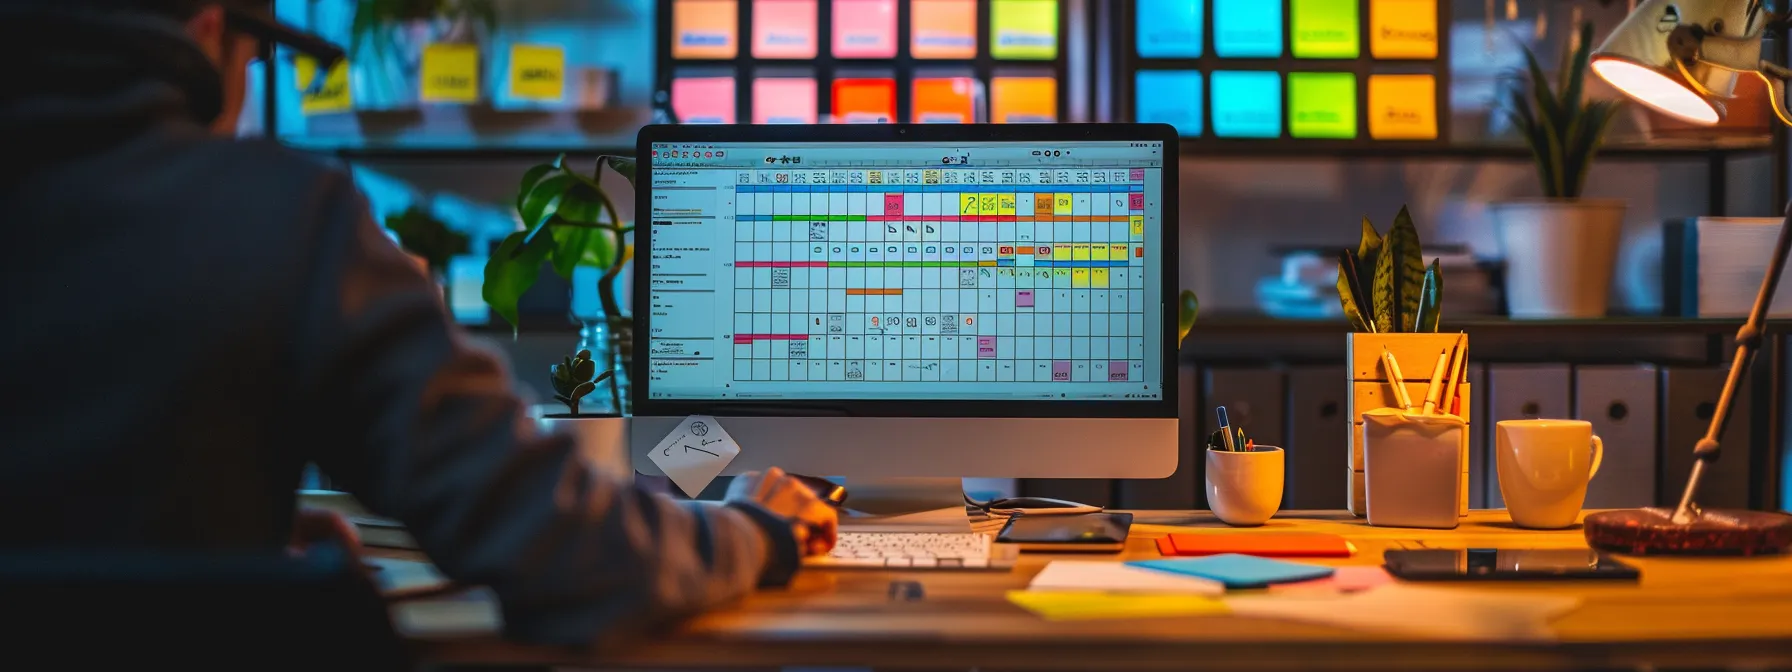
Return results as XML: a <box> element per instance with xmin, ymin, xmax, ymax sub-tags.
<box><xmin>645</xmin><ymin>141</ymin><xmax>1167</xmax><ymax>402</ymax></box>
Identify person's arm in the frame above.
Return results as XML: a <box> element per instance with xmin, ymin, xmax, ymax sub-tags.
<box><xmin>292</xmin><ymin>173</ymin><xmax>798</xmax><ymax>645</ymax></box>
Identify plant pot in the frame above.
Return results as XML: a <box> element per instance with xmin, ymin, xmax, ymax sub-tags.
<box><xmin>1491</xmin><ymin>199</ymin><xmax>1626</xmax><ymax>319</ymax></box>
<box><xmin>1205</xmin><ymin>446</ymin><xmax>1284</xmax><ymax>527</ymax></box>
<box><xmin>535</xmin><ymin>412</ymin><xmax>631</xmax><ymax>477</ymax></box>
<box><xmin>1346</xmin><ymin>333</ymin><xmax>1471</xmax><ymax>518</ymax></box>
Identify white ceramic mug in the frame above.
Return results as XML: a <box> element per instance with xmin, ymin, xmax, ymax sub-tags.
<box><xmin>1495</xmin><ymin>420</ymin><xmax>1604</xmax><ymax>529</ymax></box>
<box><xmin>1206</xmin><ymin>447</ymin><xmax>1284</xmax><ymax>526</ymax></box>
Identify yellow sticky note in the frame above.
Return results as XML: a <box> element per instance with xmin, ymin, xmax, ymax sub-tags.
<box><xmin>1072</xmin><ymin>243</ymin><xmax>1091</xmax><ymax>261</ymax></box>
<box><xmin>1054</xmin><ymin>194</ymin><xmax>1073</xmax><ymax>215</ymax></box>
<box><xmin>1129</xmin><ymin>215</ymin><xmax>1145</xmax><ymax>238</ymax></box>
<box><xmin>1092</xmin><ymin>244</ymin><xmax>1110</xmax><ymax>261</ymax></box>
<box><xmin>1006</xmin><ymin>591</ymin><xmax>1230</xmax><ymax>621</ymax></box>
<box><xmin>999</xmin><ymin>194</ymin><xmax>1018</xmax><ymax>215</ymax></box>
<box><xmin>961</xmin><ymin>193</ymin><xmax>981</xmax><ymax>215</ymax></box>
<box><xmin>1092</xmin><ymin>268</ymin><xmax>1109</xmax><ymax>287</ymax></box>
<box><xmin>1368</xmin><ymin>74</ymin><xmax>1438</xmax><ymax>139</ymax></box>
<box><xmin>295</xmin><ymin>56</ymin><xmax>351</xmax><ymax>114</ymax></box>
<box><xmin>1109</xmin><ymin>243</ymin><xmax>1129</xmax><ymax>259</ymax></box>
<box><xmin>1072</xmin><ymin>268</ymin><xmax>1090</xmax><ymax>287</ymax></box>
<box><xmin>509</xmin><ymin>44</ymin><xmax>566</xmax><ymax>102</ymax></box>
<box><xmin>420</xmin><ymin>44</ymin><xmax>480</xmax><ymax>103</ymax></box>
<box><xmin>1053</xmin><ymin>245</ymin><xmax>1071</xmax><ymax>261</ymax></box>
<box><xmin>1370</xmin><ymin>0</ymin><xmax>1438</xmax><ymax>59</ymax></box>
<box><xmin>980</xmin><ymin>194</ymin><xmax>999</xmax><ymax>214</ymax></box>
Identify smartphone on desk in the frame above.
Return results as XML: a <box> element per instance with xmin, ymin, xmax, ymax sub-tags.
<box><xmin>1383</xmin><ymin>548</ymin><xmax>1640</xmax><ymax>582</ymax></box>
<box><xmin>995</xmin><ymin>512</ymin><xmax>1133</xmax><ymax>552</ymax></box>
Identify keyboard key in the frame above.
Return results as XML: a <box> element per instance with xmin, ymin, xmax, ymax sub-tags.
<box><xmin>911</xmin><ymin>557</ymin><xmax>938</xmax><ymax>568</ymax></box>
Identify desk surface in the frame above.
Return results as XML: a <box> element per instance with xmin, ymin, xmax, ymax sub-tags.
<box><xmin>389</xmin><ymin>510</ymin><xmax>1792</xmax><ymax>670</ymax></box>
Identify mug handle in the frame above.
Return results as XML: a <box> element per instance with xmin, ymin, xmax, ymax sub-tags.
<box><xmin>1588</xmin><ymin>434</ymin><xmax>1604</xmax><ymax>480</ymax></box>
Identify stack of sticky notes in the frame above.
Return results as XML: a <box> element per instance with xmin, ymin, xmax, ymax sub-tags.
<box><xmin>1007</xmin><ymin>560</ymin><xmax>1227</xmax><ymax>621</ymax></box>
<box><xmin>1129</xmin><ymin>554</ymin><xmax>1336</xmax><ymax>589</ymax></box>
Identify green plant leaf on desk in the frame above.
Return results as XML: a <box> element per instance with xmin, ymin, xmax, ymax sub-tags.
<box><xmin>547</xmin><ymin>183</ymin><xmax>618</xmax><ymax>279</ymax></box>
<box><xmin>1356</xmin><ymin>216</ymin><xmax>1382</xmax><ymax>269</ymax></box>
<box><xmin>604</xmin><ymin>156</ymin><xmax>637</xmax><ymax>185</ymax></box>
<box><xmin>1177</xmin><ymin>289</ymin><xmax>1200</xmax><ymax>348</ymax></box>
<box><xmin>1416</xmin><ymin>259</ymin><xmax>1443</xmax><ymax>333</ymax></box>
<box><xmin>1336</xmin><ymin>254</ymin><xmax>1370</xmax><ymax>333</ymax></box>
<box><xmin>483</xmin><ymin>230</ymin><xmax>554</xmax><ymax>333</ymax></box>
<box><xmin>1373</xmin><ymin>207</ymin><xmax>1425</xmax><ymax>333</ymax></box>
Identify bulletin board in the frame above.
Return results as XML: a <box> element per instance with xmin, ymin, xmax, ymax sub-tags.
<box><xmin>655</xmin><ymin>0</ymin><xmax>1071</xmax><ymax>125</ymax></box>
<box><xmin>1115</xmin><ymin>0</ymin><xmax>1452</xmax><ymax>150</ymax></box>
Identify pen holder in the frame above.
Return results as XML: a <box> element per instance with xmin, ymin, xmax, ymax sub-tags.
<box><xmin>1362</xmin><ymin>409</ymin><xmax>1464</xmax><ymax>529</ymax></box>
<box><xmin>1346</xmin><ymin>333</ymin><xmax>1470</xmax><ymax>518</ymax></box>
<box><xmin>1205</xmin><ymin>446</ymin><xmax>1284</xmax><ymax>527</ymax></box>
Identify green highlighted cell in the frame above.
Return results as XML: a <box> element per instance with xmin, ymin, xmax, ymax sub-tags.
<box><xmin>1291</xmin><ymin>0</ymin><xmax>1359</xmax><ymax>59</ymax></box>
<box><xmin>769</xmin><ymin>214</ymin><xmax>867</xmax><ymax>221</ymax></box>
<box><xmin>1289</xmin><ymin>72</ymin><xmax>1357</xmax><ymax>138</ymax></box>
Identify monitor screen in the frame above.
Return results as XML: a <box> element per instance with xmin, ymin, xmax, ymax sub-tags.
<box><xmin>642</xmin><ymin>139</ymin><xmax>1168</xmax><ymax>402</ymax></box>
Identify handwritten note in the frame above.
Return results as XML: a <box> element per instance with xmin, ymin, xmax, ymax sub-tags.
<box><xmin>295</xmin><ymin>56</ymin><xmax>351</xmax><ymax>114</ymax></box>
<box><xmin>420</xmin><ymin>43</ymin><xmax>480</xmax><ymax>103</ymax></box>
<box><xmin>648</xmin><ymin>415</ymin><xmax>740</xmax><ymax>497</ymax></box>
<box><xmin>508</xmin><ymin>44</ymin><xmax>566</xmax><ymax>102</ymax></box>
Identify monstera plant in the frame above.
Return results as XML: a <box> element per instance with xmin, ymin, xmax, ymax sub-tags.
<box><xmin>1336</xmin><ymin>206</ymin><xmax>1443</xmax><ymax>333</ymax></box>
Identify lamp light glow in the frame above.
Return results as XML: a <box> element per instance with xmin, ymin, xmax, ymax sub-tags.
<box><xmin>1590</xmin><ymin>57</ymin><xmax>1722</xmax><ymax>124</ymax></box>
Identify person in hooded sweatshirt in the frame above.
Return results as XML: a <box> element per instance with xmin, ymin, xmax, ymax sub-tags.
<box><xmin>0</xmin><ymin>0</ymin><xmax>837</xmax><ymax>646</ymax></box>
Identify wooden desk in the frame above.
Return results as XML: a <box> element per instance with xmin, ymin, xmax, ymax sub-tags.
<box><xmin>390</xmin><ymin>511</ymin><xmax>1792</xmax><ymax>670</ymax></box>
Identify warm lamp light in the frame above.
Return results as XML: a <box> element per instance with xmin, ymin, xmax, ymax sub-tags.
<box><xmin>1579</xmin><ymin>0</ymin><xmax>1792</xmax><ymax>556</ymax></box>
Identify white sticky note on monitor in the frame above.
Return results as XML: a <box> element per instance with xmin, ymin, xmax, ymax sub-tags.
<box><xmin>648</xmin><ymin>415</ymin><xmax>741</xmax><ymax>497</ymax></box>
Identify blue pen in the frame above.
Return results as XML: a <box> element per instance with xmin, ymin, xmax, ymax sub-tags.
<box><xmin>1216</xmin><ymin>406</ymin><xmax>1236</xmax><ymax>452</ymax></box>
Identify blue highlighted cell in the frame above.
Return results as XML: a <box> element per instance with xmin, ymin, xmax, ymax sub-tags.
<box><xmin>1211</xmin><ymin>71</ymin><xmax>1281</xmax><ymax>138</ymax></box>
<box><xmin>1135</xmin><ymin>70</ymin><xmax>1203</xmax><ymax>137</ymax></box>
<box><xmin>1136</xmin><ymin>0</ymin><xmax>1203</xmax><ymax>58</ymax></box>
<box><xmin>1214</xmin><ymin>0</ymin><xmax>1283</xmax><ymax>58</ymax></box>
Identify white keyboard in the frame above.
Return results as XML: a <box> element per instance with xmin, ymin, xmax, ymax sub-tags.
<box><xmin>805</xmin><ymin>532</ymin><xmax>1017</xmax><ymax>570</ymax></box>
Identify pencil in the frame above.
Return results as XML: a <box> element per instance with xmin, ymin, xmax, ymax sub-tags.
<box><xmin>1420</xmin><ymin>348</ymin><xmax>1449</xmax><ymax>415</ymax></box>
<box><xmin>1439</xmin><ymin>332</ymin><xmax>1467</xmax><ymax>416</ymax></box>
<box><xmin>1380</xmin><ymin>346</ymin><xmax>1414</xmax><ymax>410</ymax></box>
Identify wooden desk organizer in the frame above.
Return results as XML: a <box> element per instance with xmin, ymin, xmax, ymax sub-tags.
<box><xmin>1346</xmin><ymin>333</ymin><xmax>1470</xmax><ymax>517</ymax></box>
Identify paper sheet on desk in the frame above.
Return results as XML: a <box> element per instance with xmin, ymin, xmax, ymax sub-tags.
<box><xmin>1226</xmin><ymin>584</ymin><xmax>1580</xmax><ymax>641</ymax></box>
<box><xmin>1029</xmin><ymin>561</ymin><xmax>1224</xmax><ymax>596</ymax></box>
<box><xmin>1007</xmin><ymin>591</ymin><xmax>1230</xmax><ymax>621</ymax></box>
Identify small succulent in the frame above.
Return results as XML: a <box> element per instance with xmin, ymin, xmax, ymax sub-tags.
<box><xmin>1336</xmin><ymin>206</ymin><xmax>1443</xmax><ymax>333</ymax></box>
<box><xmin>551</xmin><ymin>349</ymin><xmax>614</xmax><ymax>415</ymax></box>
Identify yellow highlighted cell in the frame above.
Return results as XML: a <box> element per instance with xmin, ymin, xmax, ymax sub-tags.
<box><xmin>1072</xmin><ymin>268</ymin><xmax>1090</xmax><ymax>288</ymax></box>
<box><xmin>999</xmin><ymin>194</ymin><xmax>1018</xmax><ymax>215</ymax></box>
<box><xmin>1054</xmin><ymin>194</ymin><xmax>1073</xmax><ymax>215</ymax></box>
<box><xmin>961</xmin><ymin>193</ymin><xmax>981</xmax><ymax>215</ymax></box>
<box><xmin>1092</xmin><ymin>268</ymin><xmax>1110</xmax><ymax>288</ymax></box>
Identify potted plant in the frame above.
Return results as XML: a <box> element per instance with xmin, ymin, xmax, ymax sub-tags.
<box><xmin>346</xmin><ymin>0</ymin><xmax>497</xmax><ymax>109</ymax></box>
<box><xmin>535</xmin><ymin>349</ymin><xmax>630</xmax><ymax>472</ymax></box>
<box><xmin>484</xmin><ymin>153</ymin><xmax>634</xmax><ymax>420</ymax></box>
<box><xmin>1493</xmin><ymin>20</ymin><xmax>1625</xmax><ymax>318</ymax></box>
<box><xmin>1337</xmin><ymin>207</ymin><xmax>1470</xmax><ymax>517</ymax></box>
<box><xmin>383</xmin><ymin>204</ymin><xmax>469</xmax><ymax>283</ymax></box>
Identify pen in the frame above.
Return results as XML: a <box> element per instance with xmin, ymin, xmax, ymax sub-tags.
<box><xmin>1439</xmin><ymin>332</ymin><xmax>1467</xmax><ymax>416</ymax></box>
<box><xmin>1380</xmin><ymin>346</ymin><xmax>1414</xmax><ymax>411</ymax></box>
<box><xmin>1421</xmin><ymin>348</ymin><xmax>1450</xmax><ymax>415</ymax></box>
<box><xmin>1447</xmin><ymin>336</ymin><xmax>1469</xmax><ymax>416</ymax></box>
<box><xmin>1217</xmin><ymin>406</ymin><xmax>1237</xmax><ymax>451</ymax></box>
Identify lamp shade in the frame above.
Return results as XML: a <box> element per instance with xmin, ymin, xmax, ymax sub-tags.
<box><xmin>1590</xmin><ymin>0</ymin><xmax>1765</xmax><ymax>125</ymax></box>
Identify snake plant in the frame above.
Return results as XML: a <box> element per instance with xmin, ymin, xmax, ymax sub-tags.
<box><xmin>1337</xmin><ymin>206</ymin><xmax>1443</xmax><ymax>333</ymax></box>
<box><xmin>1505</xmin><ymin>20</ymin><xmax>1622</xmax><ymax>199</ymax></box>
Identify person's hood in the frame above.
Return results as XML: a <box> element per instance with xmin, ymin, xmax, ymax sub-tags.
<box><xmin>0</xmin><ymin>7</ymin><xmax>222</xmax><ymax>166</ymax></box>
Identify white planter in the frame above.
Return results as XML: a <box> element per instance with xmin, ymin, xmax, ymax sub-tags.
<box><xmin>1205</xmin><ymin>447</ymin><xmax>1284</xmax><ymax>527</ymax></box>
<box><xmin>1491</xmin><ymin>199</ymin><xmax>1626</xmax><ymax>319</ymax></box>
<box><xmin>534</xmin><ymin>409</ymin><xmax>631</xmax><ymax>477</ymax></box>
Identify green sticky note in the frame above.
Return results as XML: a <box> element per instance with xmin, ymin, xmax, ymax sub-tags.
<box><xmin>1289</xmin><ymin>72</ymin><xmax>1357</xmax><ymax>138</ymax></box>
<box><xmin>1292</xmin><ymin>0</ymin><xmax>1360</xmax><ymax>59</ymax></box>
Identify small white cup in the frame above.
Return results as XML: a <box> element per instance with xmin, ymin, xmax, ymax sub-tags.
<box><xmin>1496</xmin><ymin>419</ymin><xmax>1604</xmax><ymax>529</ymax></box>
<box><xmin>1206</xmin><ymin>446</ymin><xmax>1284</xmax><ymax>526</ymax></box>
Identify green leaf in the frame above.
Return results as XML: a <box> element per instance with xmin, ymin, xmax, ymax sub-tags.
<box><xmin>518</xmin><ymin>173</ymin><xmax>573</xmax><ymax>235</ymax></box>
<box><xmin>1416</xmin><ymin>259</ymin><xmax>1444</xmax><ymax>333</ymax></box>
<box><xmin>1561</xmin><ymin>21</ymin><xmax>1596</xmax><ymax>122</ymax></box>
<box><xmin>516</xmin><ymin>163</ymin><xmax>556</xmax><ymax>214</ymax></box>
<box><xmin>572</xmin><ymin>356</ymin><xmax>596</xmax><ymax>383</ymax></box>
<box><xmin>1356</xmin><ymin>216</ymin><xmax>1382</xmax><ymax>270</ymax></box>
<box><xmin>1336</xmin><ymin>256</ymin><xmax>1371</xmax><ymax>333</ymax></box>
<box><xmin>571</xmin><ymin>381</ymin><xmax>596</xmax><ymax>402</ymax></box>
<box><xmin>593</xmin><ymin>369</ymin><xmax>615</xmax><ymax>384</ymax></box>
<box><xmin>1176</xmin><ymin>289</ymin><xmax>1200</xmax><ymax>349</ymax></box>
<box><xmin>482</xmin><ymin>231</ymin><xmax>554</xmax><ymax>332</ymax></box>
<box><xmin>602</xmin><ymin>156</ymin><xmax>638</xmax><ymax>186</ymax></box>
<box><xmin>1373</xmin><ymin>207</ymin><xmax>1426</xmax><ymax>332</ymax></box>
<box><xmin>1521</xmin><ymin>41</ymin><xmax>1565</xmax><ymax>135</ymax></box>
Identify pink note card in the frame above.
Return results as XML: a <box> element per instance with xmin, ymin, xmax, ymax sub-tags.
<box><xmin>753</xmin><ymin>0</ymin><xmax>818</xmax><ymax>58</ymax></box>
<box><xmin>832</xmin><ymin>0</ymin><xmax>897</xmax><ymax>58</ymax></box>
<box><xmin>752</xmin><ymin>78</ymin><xmax>817</xmax><ymax>124</ymax></box>
<box><xmin>977</xmin><ymin>336</ymin><xmax>997</xmax><ymax>358</ymax></box>
<box><xmin>1267</xmin><ymin>566</ymin><xmax>1394</xmax><ymax>595</ymax></box>
<box><xmin>673</xmin><ymin>77</ymin><xmax>737</xmax><ymax>124</ymax></box>
<box><xmin>1129</xmin><ymin>193</ymin><xmax>1145</xmax><ymax>210</ymax></box>
<box><xmin>1016</xmin><ymin>290</ymin><xmax>1035</xmax><ymax>308</ymax></box>
<box><xmin>1108</xmin><ymin>361</ymin><xmax>1129</xmax><ymax>381</ymax></box>
<box><xmin>1052</xmin><ymin>360</ymin><xmax>1071</xmax><ymax>381</ymax></box>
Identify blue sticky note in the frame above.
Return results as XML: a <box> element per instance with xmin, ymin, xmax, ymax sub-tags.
<box><xmin>1135</xmin><ymin>70</ymin><xmax>1203</xmax><ymax>137</ymax></box>
<box><xmin>1210</xmin><ymin>71</ymin><xmax>1281</xmax><ymax>138</ymax></box>
<box><xmin>1137</xmin><ymin>0</ymin><xmax>1203</xmax><ymax>58</ymax></box>
<box><xmin>1214</xmin><ymin>0</ymin><xmax>1283</xmax><ymax>58</ymax></box>
<box><xmin>1128</xmin><ymin>554</ymin><xmax>1335</xmax><ymax>589</ymax></box>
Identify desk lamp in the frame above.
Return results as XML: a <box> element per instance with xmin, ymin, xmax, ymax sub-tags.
<box><xmin>1581</xmin><ymin>0</ymin><xmax>1792</xmax><ymax>555</ymax></box>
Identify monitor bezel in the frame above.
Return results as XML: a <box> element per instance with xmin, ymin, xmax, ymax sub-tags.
<box><xmin>633</xmin><ymin>123</ymin><xmax>1180</xmax><ymax>419</ymax></box>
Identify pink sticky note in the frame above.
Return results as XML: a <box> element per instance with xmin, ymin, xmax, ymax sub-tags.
<box><xmin>1267</xmin><ymin>566</ymin><xmax>1394</xmax><ymax>594</ymax></box>
<box><xmin>1128</xmin><ymin>193</ymin><xmax>1145</xmax><ymax>210</ymax></box>
<box><xmin>832</xmin><ymin>0</ymin><xmax>897</xmax><ymax>58</ymax></box>
<box><xmin>753</xmin><ymin>0</ymin><xmax>818</xmax><ymax>58</ymax></box>
<box><xmin>1016</xmin><ymin>290</ymin><xmax>1035</xmax><ymax>308</ymax></box>
<box><xmin>752</xmin><ymin>78</ymin><xmax>817</xmax><ymax>124</ymax></box>
<box><xmin>672</xmin><ymin>77</ymin><xmax>737</xmax><ymax>124</ymax></box>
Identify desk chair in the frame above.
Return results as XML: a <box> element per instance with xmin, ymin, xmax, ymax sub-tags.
<box><xmin>0</xmin><ymin>542</ymin><xmax>409</xmax><ymax>671</ymax></box>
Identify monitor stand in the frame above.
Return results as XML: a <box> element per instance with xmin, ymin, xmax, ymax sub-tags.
<box><xmin>838</xmin><ymin>477</ymin><xmax>972</xmax><ymax>533</ymax></box>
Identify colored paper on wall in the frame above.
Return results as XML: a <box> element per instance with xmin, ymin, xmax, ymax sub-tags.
<box><xmin>1289</xmin><ymin>71</ymin><xmax>1357</xmax><ymax>138</ymax></box>
<box><xmin>420</xmin><ymin>44</ymin><xmax>480</xmax><ymax>103</ymax></box>
<box><xmin>990</xmin><ymin>0</ymin><xmax>1058</xmax><ymax>60</ymax></box>
<box><xmin>1370</xmin><ymin>0</ymin><xmax>1438</xmax><ymax>59</ymax></box>
<box><xmin>295</xmin><ymin>55</ymin><xmax>351</xmax><ymax>114</ymax></box>
<box><xmin>753</xmin><ymin>0</ymin><xmax>818</xmax><ymax>58</ymax></box>
<box><xmin>753</xmin><ymin>78</ymin><xmax>818</xmax><ymax>123</ymax></box>
<box><xmin>1292</xmin><ymin>0</ymin><xmax>1360</xmax><ymax>58</ymax></box>
<box><xmin>913</xmin><ymin>77</ymin><xmax>979</xmax><ymax>123</ymax></box>
<box><xmin>672</xmin><ymin>76</ymin><xmax>737</xmax><ymax>124</ymax></box>
<box><xmin>832</xmin><ymin>0</ymin><xmax>897</xmax><ymax>58</ymax></box>
<box><xmin>911</xmin><ymin>0</ymin><xmax>978</xmax><ymax>59</ymax></box>
<box><xmin>1210</xmin><ymin>71</ymin><xmax>1280</xmax><ymax>138</ymax></box>
<box><xmin>672</xmin><ymin>0</ymin><xmax>739</xmax><ymax>59</ymax></box>
<box><xmin>508</xmin><ymin>44</ymin><xmax>567</xmax><ymax>102</ymax></box>
<box><xmin>833</xmin><ymin>78</ymin><xmax>896</xmax><ymax>123</ymax></box>
<box><xmin>990</xmin><ymin>76</ymin><xmax>1057</xmax><ymax>123</ymax></box>
<box><xmin>1134</xmin><ymin>70</ymin><xmax>1202</xmax><ymax>136</ymax></box>
<box><xmin>1368</xmin><ymin>74</ymin><xmax>1437</xmax><ymax>139</ymax></box>
<box><xmin>1213</xmin><ymin>0</ymin><xmax>1282</xmax><ymax>58</ymax></box>
<box><xmin>1136</xmin><ymin>0</ymin><xmax>1203</xmax><ymax>58</ymax></box>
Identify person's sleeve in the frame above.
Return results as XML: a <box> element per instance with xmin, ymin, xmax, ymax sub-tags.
<box><xmin>291</xmin><ymin>172</ymin><xmax>801</xmax><ymax>646</ymax></box>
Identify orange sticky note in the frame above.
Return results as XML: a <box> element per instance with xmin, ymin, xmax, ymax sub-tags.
<box><xmin>753</xmin><ymin>0</ymin><xmax>818</xmax><ymax>58</ymax></box>
<box><xmin>1368</xmin><ymin>74</ymin><xmax>1437</xmax><ymax>139</ymax></box>
<box><xmin>672</xmin><ymin>0</ymin><xmax>739</xmax><ymax>59</ymax></box>
<box><xmin>672</xmin><ymin>77</ymin><xmax>737</xmax><ymax>124</ymax></box>
<box><xmin>754</xmin><ymin>77</ymin><xmax>817</xmax><ymax>123</ymax></box>
<box><xmin>833</xmin><ymin>78</ymin><xmax>896</xmax><ymax>123</ymax></box>
<box><xmin>991</xmin><ymin>76</ymin><xmax>1056</xmax><ymax>123</ymax></box>
<box><xmin>911</xmin><ymin>0</ymin><xmax>978</xmax><ymax>59</ymax></box>
<box><xmin>912</xmin><ymin>77</ymin><xmax>979</xmax><ymax>123</ymax></box>
<box><xmin>1370</xmin><ymin>0</ymin><xmax>1438</xmax><ymax>59</ymax></box>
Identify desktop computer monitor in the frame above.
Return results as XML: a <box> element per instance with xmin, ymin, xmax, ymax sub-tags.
<box><xmin>630</xmin><ymin>124</ymin><xmax>1180</xmax><ymax>490</ymax></box>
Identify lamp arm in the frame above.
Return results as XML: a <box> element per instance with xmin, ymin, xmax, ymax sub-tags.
<box><xmin>1749</xmin><ymin>63</ymin><xmax>1792</xmax><ymax>127</ymax></box>
<box><xmin>1670</xmin><ymin>200</ymin><xmax>1792</xmax><ymax>525</ymax></box>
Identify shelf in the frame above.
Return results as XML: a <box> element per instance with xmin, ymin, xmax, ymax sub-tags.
<box><xmin>279</xmin><ymin>105</ymin><xmax>653</xmax><ymax>156</ymax></box>
<box><xmin>1170</xmin><ymin>137</ymin><xmax>1772</xmax><ymax>160</ymax></box>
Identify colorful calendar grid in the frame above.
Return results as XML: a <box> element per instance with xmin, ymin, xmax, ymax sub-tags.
<box><xmin>730</xmin><ymin>167</ymin><xmax>1149</xmax><ymax>385</ymax></box>
<box><xmin>672</xmin><ymin>0</ymin><xmax>739</xmax><ymax>59</ymax></box>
